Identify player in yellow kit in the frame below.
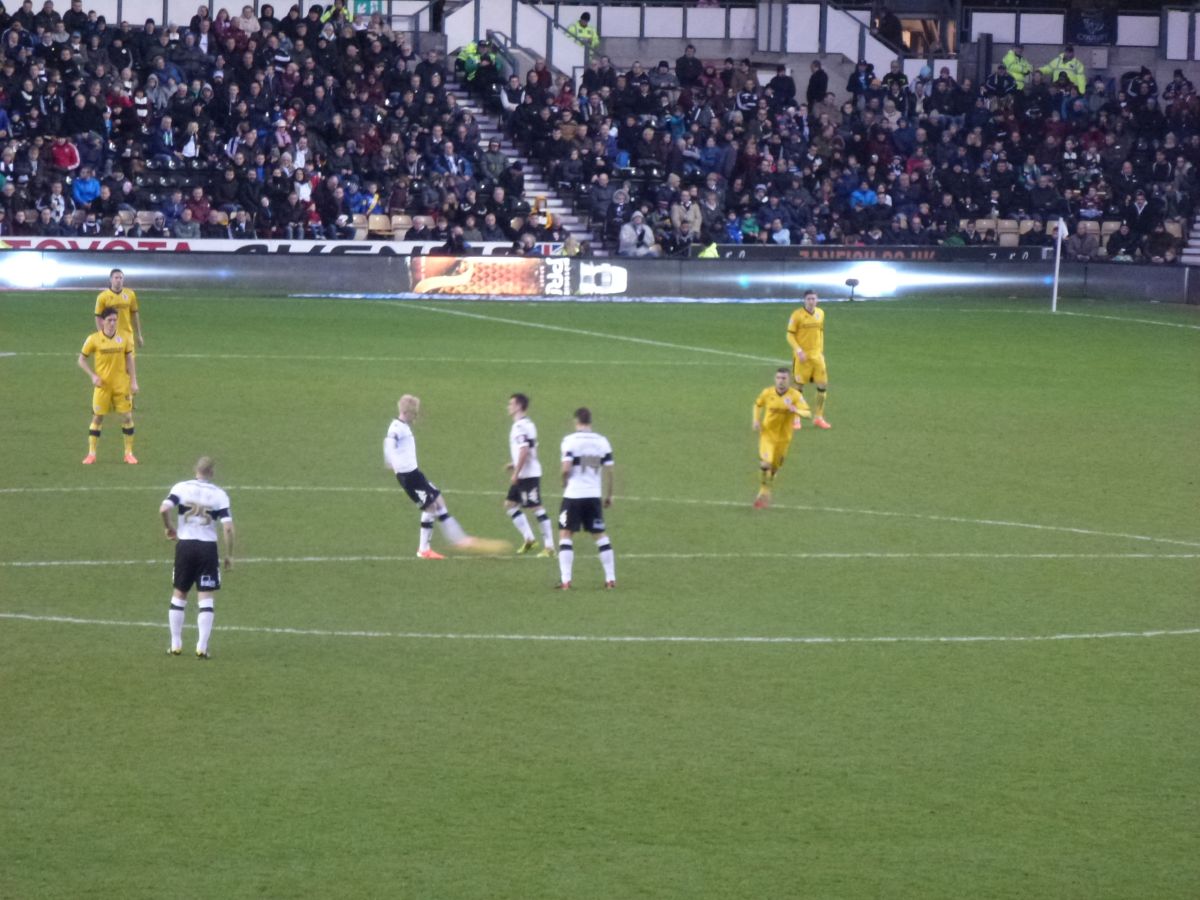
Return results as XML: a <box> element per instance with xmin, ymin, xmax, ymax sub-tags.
<box><xmin>94</xmin><ymin>268</ymin><xmax>144</xmax><ymax>350</ymax></box>
<box><xmin>786</xmin><ymin>288</ymin><xmax>831</xmax><ymax>429</ymax></box>
<box><xmin>77</xmin><ymin>307</ymin><xmax>139</xmax><ymax>465</ymax></box>
<box><xmin>752</xmin><ymin>367</ymin><xmax>810</xmax><ymax>508</ymax></box>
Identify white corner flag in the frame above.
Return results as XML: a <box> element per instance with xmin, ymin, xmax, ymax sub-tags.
<box><xmin>1051</xmin><ymin>217</ymin><xmax>1068</xmax><ymax>313</ymax></box>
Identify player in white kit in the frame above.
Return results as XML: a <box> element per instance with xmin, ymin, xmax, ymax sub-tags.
<box><xmin>160</xmin><ymin>457</ymin><xmax>235</xmax><ymax>659</ymax></box>
<box><xmin>385</xmin><ymin>394</ymin><xmax>505</xmax><ymax>558</ymax></box>
<box><xmin>557</xmin><ymin>407</ymin><xmax>616</xmax><ymax>590</ymax></box>
<box><xmin>504</xmin><ymin>393</ymin><xmax>555</xmax><ymax>557</ymax></box>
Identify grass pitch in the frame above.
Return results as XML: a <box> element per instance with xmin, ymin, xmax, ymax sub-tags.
<box><xmin>1</xmin><ymin>290</ymin><xmax>1198</xmax><ymax>899</ymax></box>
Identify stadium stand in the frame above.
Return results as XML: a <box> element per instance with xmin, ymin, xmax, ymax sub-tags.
<box><xmin>0</xmin><ymin>1</ymin><xmax>1194</xmax><ymax>265</ymax></box>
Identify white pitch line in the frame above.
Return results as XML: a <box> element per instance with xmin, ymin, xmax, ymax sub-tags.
<box><xmin>4</xmin><ymin>351</ymin><xmax>755</xmax><ymax>368</ymax></box>
<box><xmin>3</xmin><ymin>483</ymin><xmax>1198</xmax><ymax>549</ymax></box>
<box><xmin>400</xmin><ymin>303</ymin><xmax>779</xmax><ymax>362</ymax></box>
<box><xmin>3</xmin><ymin>551</ymin><xmax>1197</xmax><ymax>569</ymax></box>
<box><xmin>0</xmin><ymin>612</ymin><xmax>1196</xmax><ymax>646</ymax></box>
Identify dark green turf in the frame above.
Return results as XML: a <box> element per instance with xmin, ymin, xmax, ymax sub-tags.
<box><xmin>1</xmin><ymin>292</ymin><xmax>1197</xmax><ymax>899</ymax></box>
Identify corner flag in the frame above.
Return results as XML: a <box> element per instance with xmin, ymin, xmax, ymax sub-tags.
<box><xmin>1051</xmin><ymin>217</ymin><xmax>1067</xmax><ymax>313</ymax></box>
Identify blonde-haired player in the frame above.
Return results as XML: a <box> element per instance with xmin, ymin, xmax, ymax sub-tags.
<box><xmin>77</xmin><ymin>307</ymin><xmax>139</xmax><ymax>464</ymax></box>
<box><xmin>160</xmin><ymin>456</ymin><xmax>234</xmax><ymax>659</ymax></box>
<box><xmin>383</xmin><ymin>394</ymin><xmax>508</xmax><ymax>558</ymax></box>
<box><xmin>787</xmin><ymin>288</ymin><xmax>831</xmax><ymax>429</ymax></box>
<box><xmin>752</xmin><ymin>367</ymin><xmax>810</xmax><ymax>508</ymax></box>
<box><xmin>95</xmin><ymin>268</ymin><xmax>144</xmax><ymax>350</ymax></box>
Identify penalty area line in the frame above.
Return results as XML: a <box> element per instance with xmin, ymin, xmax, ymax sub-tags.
<box><xmin>0</xmin><ymin>612</ymin><xmax>1197</xmax><ymax>646</ymax></box>
<box><xmin>398</xmin><ymin>303</ymin><xmax>779</xmax><ymax>362</ymax></box>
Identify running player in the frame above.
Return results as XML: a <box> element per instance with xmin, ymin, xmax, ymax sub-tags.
<box><xmin>752</xmin><ymin>367</ymin><xmax>810</xmax><ymax>508</ymax></box>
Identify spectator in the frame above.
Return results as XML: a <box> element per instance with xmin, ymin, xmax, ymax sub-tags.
<box><xmin>805</xmin><ymin>60</ymin><xmax>828</xmax><ymax>109</ymax></box>
<box><xmin>676</xmin><ymin>44</ymin><xmax>702</xmax><ymax>90</ymax></box>
<box><xmin>618</xmin><ymin>210</ymin><xmax>657</xmax><ymax>257</ymax></box>
<box><xmin>1065</xmin><ymin>220</ymin><xmax>1100</xmax><ymax>261</ymax></box>
<box><xmin>1105</xmin><ymin>221</ymin><xmax>1139</xmax><ymax>261</ymax></box>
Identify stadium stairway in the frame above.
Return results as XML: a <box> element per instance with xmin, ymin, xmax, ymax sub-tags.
<box><xmin>447</xmin><ymin>79</ymin><xmax>601</xmax><ymax>254</ymax></box>
<box><xmin>1182</xmin><ymin>214</ymin><xmax>1200</xmax><ymax>267</ymax></box>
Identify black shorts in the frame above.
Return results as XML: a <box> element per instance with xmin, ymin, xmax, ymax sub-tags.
<box><xmin>396</xmin><ymin>469</ymin><xmax>441</xmax><ymax>509</ymax></box>
<box><xmin>505</xmin><ymin>477</ymin><xmax>543</xmax><ymax>508</ymax></box>
<box><xmin>173</xmin><ymin>539</ymin><xmax>221</xmax><ymax>593</ymax></box>
<box><xmin>559</xmin><ymin>497</ymin><xmax>606</xmax><ymax>534</ymax></box>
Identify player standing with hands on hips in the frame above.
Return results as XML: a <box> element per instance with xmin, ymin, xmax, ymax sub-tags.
<box><xmin>160</xmin><ymin>457</ymin><xmax>234</xmax><ymax>659</ymax></box>
<box><xmin>556</xmin><ymin>407</ymin><xmax>616</xmax><ymax>590</ymax></box>
<box><xmin>787</xmin><ymin>288</ymin><xmax>831</xmax><ymax>430</ymax></box>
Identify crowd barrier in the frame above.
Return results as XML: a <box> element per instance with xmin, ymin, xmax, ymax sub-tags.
<box><xmin>1</xmin><ymin>251</ymin><xmax>1193</xmax><ymax>303</ymax></box>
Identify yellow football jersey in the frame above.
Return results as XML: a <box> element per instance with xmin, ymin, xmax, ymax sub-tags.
<box><xmin>787</xmin><ymin>305</ymin><xmax>825</xmax><ymax>356</ymax></box>
<box><xmin>81</xmin><ymin>330</ymin><xmax>132</xmax><ymax>387</ymax></box>
<box><xmin>95</xmin><ymin>288</ymin><xmax>139</xmax><ymax>342</ymax></box>
<box><xmin>755</xmin><ymin>386</ymin><xmax>809</xmax><ymax>437</ymax></box>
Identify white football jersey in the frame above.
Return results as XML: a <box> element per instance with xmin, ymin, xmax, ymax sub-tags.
<box><xmin>561</xmin><ymin>430</ymin><xmax>614</xmax><ymax>499</ymax></box>
<box><xmin>509</xmin><ymin>416</ymin><xmax>542</xmax><ymax>478</ymax></box>
<box><xmin>383</xmin><ymin>418</ymin><xmax>418</xmax><ymax>474</ymax></box>
<box><xmin>163</xmin><ymin>479</ymin><xmax>232</xmax><ymax>542</ymax></box>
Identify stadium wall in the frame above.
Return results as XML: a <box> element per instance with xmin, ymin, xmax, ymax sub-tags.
<box><xmin>3</xmin><ymin>252</ymin><xmax>1193</xmax><ymax>304</ymax></box>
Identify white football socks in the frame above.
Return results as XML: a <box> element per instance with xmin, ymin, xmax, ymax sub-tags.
<box><xmin>196</xmin><ymin>602</ymin><xmax>214</xmax><ymax>654</ymax></box>
<box><xmin>169</xmin><ymin>600</ymin><xmax>186</xmax><ymax>650</ymax></box>
<box><xmin>508</xmin><ymin>507</ymin><xmax>535</xmax><ymax>541</ymax></box>
<box><xmin>536</xmin><ymin>509</ymin><xmax>553</xmax><ymax>548</ymax></box>
<box><xmin>419</xmin><ymin>513</ymin><xmax>434</xmax><ymax>552</ymax></box>
<box><xmin>437</xmin><ymin>511</ymin><xmax>467</xmax><ymax>545</ymax></box>
<box><xmin>597</xmin><ymin>537</ymin><xmax>615</xmax><ymax>582</ymax></box>
<box><xmin>558</xmin><ymin>539</ymin><xmax>574</xmax><ymax>584</ymax></box>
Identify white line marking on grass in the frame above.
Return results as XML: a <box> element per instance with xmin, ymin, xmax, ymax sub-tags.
<box><xmin>883</xmin><ymin>308</ymin><xmax>1200</xmax><ymax>331</ymax></box>
<box><xmin>8</xmin><ymin>351</ymin><xmax>753</xmax><ymax>367</ymax></box>
<box><xmin>400</xmin><ymin>303</ymin><xmax>779</xmax><ymax>362</ymax></box>
<box><xmin>1</xmin><ymin>612</ymin><xmax>1196</xmax><ymax>646</ymax></box>
<box><xmin>3</xmin><ymin>483</ymin><xmax>1198</xmax><ymax>549</ymax></box>
<box><xmin>3</xmin><ymin>552</ymin><xmax>1197</xmax><ymax>569</ymax></box>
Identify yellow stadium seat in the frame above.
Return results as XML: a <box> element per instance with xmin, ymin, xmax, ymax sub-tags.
<box><xmin>368</xmin><ymin>214</ymin><xmax>393</xmax><ymax>238</ymax></box>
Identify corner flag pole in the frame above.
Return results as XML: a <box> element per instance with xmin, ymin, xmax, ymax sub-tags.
<box><xmin>1051</xmin><ymin>217</ymin><xmax>1067</xmax><ymax>313</ymax></box>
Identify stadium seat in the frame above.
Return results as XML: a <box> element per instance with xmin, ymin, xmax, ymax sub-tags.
<box><xmin>1019</xmin><ymin>219</ymin><xmax>1036</xmax><ymax>234</ymax></box>
<box><xmin>998</xmin><ymin>231</ymin><xmax>1019</xmax><ymax>247</ymax></box>
<box><xmin>135</xmin><ymin>210</ymin><xmax>158</xmax><ymax>229</ymax></box>
<box><xmin>117</xmin><ymin>209</ymin><xmax>135</xmax><ymax>228</ymax></box>
<box><xmin>974</xmin><ymin>218</ymin><xmax>998</xmax><ymax>234</ymax></box>
<box><xmin>997</xmin><ymin>219</ymin><xmax>1019</xmax><ymax>235</ymax></box>
<box><xmin>1164</xmin><ymin>221</ymin><xmax>1183</xmax><ymax>239</ymax></box>
<box><xmin>1082</xmin><ymin>220</ymin><xmax>1100</xmax><ymax>236</ymax></box>
<box><xmin>368</xmin><ymin>214</ymin><xmax>392</xmax><ymax>238</ymax></box>
<box><xmin>1100</xmin><ymin>220</ymin><xmax>1122</xmax><ymax>239</ymax></box>
<box><xmin>350</xmin><ymin>213</ymin><xmax>369</xmax><ymax>240</ymax></box>
<box><xmin>391</xmin><ymin>214</ymin><xmax>412</xmax><ymax>236</ymax></box>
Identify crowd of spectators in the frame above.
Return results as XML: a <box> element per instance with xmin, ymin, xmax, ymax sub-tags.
<box><xmin>0</xmin><ymin>0</ymin><xmax>574</xmax><ymax>248</ymax></box>
<box><xmin>0</xmin><ymin>0</ymin><xmax>1195</xmax><ymax>263</ymax></box>
<box><xmin>475</xmin><ymin>41</ymin><xmax>1198</xmax><ymax>263</ymax></box>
